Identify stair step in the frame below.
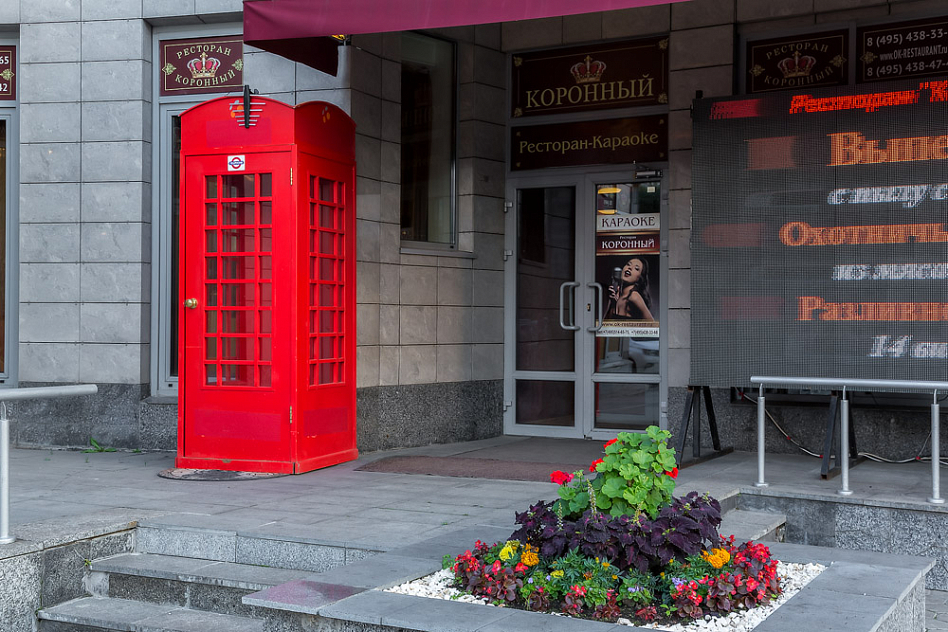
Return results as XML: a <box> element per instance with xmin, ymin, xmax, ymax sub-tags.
<box><xmin>38</xmin><ymin>597</ymin><xmax>263</xmax><ymax>632</ymax></box>
<box><xmin>91</xmin><ymin>553</ymin><xmax>312</xmax><ymax>617</ymax></box>
<box><xmin>719</xmin><ymin>509</ymin><xmax>786</xmax><ymax>543</ymax></box>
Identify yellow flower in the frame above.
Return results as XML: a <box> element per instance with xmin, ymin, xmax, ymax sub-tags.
<box><xmin>521</xmin><ymin>550</ymin><xmax>539</xmax><ymax>567</ymax></box>
<box><xmin>551</xmin><ymin>570</ymin><xmax>564</xmax><ymax>578</ymax></box>
<box><xmin>602</xmin><ymin>561</ymin><xmax>610</xmax><ymax>568</ymax></box>
<box><xmin>499</xmin><ymin>544</ymin><xmax>515</xmax><ymax>560</ymax></box>
<box><xmin>700</xmin><ymin>548</ymin><xmax>731</xmax><ymax>569</ymax></box>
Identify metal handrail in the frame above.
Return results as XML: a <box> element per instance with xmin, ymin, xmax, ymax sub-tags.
<box><xmin>750</xmin><ymin>376</ymin><xmax>945</xmax><ymax>505</ymax></box>
<box><xmin>0</xmin><ymin>385</ymin><xmax>98</xmax><ymax>544</ymax></box>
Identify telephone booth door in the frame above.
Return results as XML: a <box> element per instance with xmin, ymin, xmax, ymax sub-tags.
<box><xmin>177</xmin><ymin>96</ymin><xmax>357</xmax><ymax>474</ymax></box>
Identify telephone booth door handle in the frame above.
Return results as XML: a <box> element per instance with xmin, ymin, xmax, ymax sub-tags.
<box><xmin>184</xmin><ymin>298</ymin><xmax>199</xmax><ymax>309</ymax></box>
<box><xmin>559</xmin><ymin>282</ymin><xmax>580</xmax><ymax>331</ymax></box>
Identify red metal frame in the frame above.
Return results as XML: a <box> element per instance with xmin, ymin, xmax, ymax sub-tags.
<box><xmin>177</xmin><ymin>97</ymin><xmax>357</xmax><ymax>474</ymax></box>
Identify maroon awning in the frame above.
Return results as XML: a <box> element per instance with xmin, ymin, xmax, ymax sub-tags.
<box><xmin>244</xmin><ymin>0</ymin><xmax>688</xmax><ymax>75</ymax></box>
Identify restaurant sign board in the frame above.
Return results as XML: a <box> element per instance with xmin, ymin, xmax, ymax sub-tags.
<box><xmin>160</xmin><ymin>36</ymin><xmax>244</xmax><ymax>97</ymax></box>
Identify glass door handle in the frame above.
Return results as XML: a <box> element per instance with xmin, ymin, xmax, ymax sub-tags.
<box><xmin>559</xmin><ymin>282</ymin><xmax>580</xmax><ymax>331</ymax></box>
<box><xmin>587</xmin><ymin>283</ymin><xmax>604</xmax><ymax>332</ymax></box>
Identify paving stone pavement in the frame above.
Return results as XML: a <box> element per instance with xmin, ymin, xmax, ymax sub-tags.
<box><xmin>929</xmin><ymin>589</ymin><xmax>948</xmax><ymax>630</ymax></box>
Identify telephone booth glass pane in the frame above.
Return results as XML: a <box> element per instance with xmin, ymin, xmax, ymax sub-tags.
<box><xmin>202</xmin><ymin>172</ymin><xmax>274</xmax><ymax>387</ymax></box>
<box><xmin>307</xmin><ymin>175</ymin><xmax>346</xmax><ymax>387</ymax></box>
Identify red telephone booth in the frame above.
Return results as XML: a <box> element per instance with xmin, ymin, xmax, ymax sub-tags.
<box><xmin>177</xmin><ymin>96</ymin><xmax>357</xmax><ymax>474</ymax></box>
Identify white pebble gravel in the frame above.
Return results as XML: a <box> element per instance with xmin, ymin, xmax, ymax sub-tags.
<box><xmin>386</xmin><ymin>561</ymin><xmax>824</xmax><ymax>632</ymax></box>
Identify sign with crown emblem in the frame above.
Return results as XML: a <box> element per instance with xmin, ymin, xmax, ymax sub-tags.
<box><xmin>746</xmin><ymin>30</ymin><xmax>848</xmax><ymax>94</ymax></box>
<box><xmin>0</xmin><ymin>46</ymin><xmax>15</xmax><ymax>101</ymax></box>
<box><xmin>858</xmin><ymin>17</ymin><xmax>948</xmax><ymax>83</ymax></box>
<box><xmin>160</xmin><ymin>36</ymin><xmax>243</xmax><ymax>97</ymax></box>
<box><xmin>511</xmin><ymin>36</ymin><xmax>668</xmax><ymax>117</ymax></box>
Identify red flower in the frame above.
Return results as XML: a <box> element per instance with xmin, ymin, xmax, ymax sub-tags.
<box><xmin>550</xmin><ymin>470</ymin><xmax>574</xmax><ymax>485</ymax></box>
<box><xmin>604</xmin><ymin>438</ymin><xmax>618</xmax><ymax>448</ymax></box>
<box><xmin>589</xmin><ymin>458</ymin><xmax>604</xmax><ymax>472</ymax></box>
<box><xmin>666</xmin><ymin>467</ymin><xmax>679</xmax><ymax>479</ymax></box>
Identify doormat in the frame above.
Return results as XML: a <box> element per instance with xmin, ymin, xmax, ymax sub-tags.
<box><xmin>158</xmin><ymin>468</ymin><xmax>289</xmax><ymax>481</ymax></box>
<box><xmin>356</xmin><ymin>455</ymin><xmax>583</xmax><ymax>482</ymax></box>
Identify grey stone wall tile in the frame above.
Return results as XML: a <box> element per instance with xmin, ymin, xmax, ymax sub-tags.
<box><xmin>437</xmin><ymin>344</ymin><xmax>472</xmax><ymax>382</ymax></box>
<box><xmin>194</xmin><ymin>0</ymin><xmax>244</xmax><ymax>14</ymax></box>
<box><xmin>379</xmin><ymin>222</ymin><xmax>400</xmax><ymax>265</ymax></box>
<box><xmin>81</xmin><ymin>182</ymin><xmax>148</xmax><ymax>222</ymax></box>
<box><xmin>357</xmin><ymin>262</ymin><xmax>380</xmax><ymax>303</ymax></box>
<box><xmin>400</xmin><ymin>265</ymin><xmax>437</xmax><ymax>305</ymax></box>
<box><xmin>20</xmin><ymin>263</ymin><xmax>81</xmax><ymax>302</ymax></box>
<box><xmin>668</xmin><ymin>308</ymin><xmax>690</xmax><ymax>349</ymax></box>
<box><xmin>737</xmin><ymin>0</ymin><xmax>814</xmax><ymax>21</ymax></box>
<box><xmin>379</xmin><ymin>140</ymin><xmax>399</xmax><ymax>184</ymax></box>
<box><xmin>817</xmin><ymin>6</ymin><xmax>890</xmax><ymax>23</ymax></box>
<box><xmin>472</xmin><ymin>343</ymin><xmax>502</xmax><ymax>380</ymax></box>
<box><xmin>0</xmin><ymin>2</ymin><xmax>18</xmax><ymax>22</ymax></box>
<box><xmin>668</xmin><ymin>109</ymin><xmax>692</xmax><ymax>151</ymax></box>
<box><xmin>501</xmin><ymin>17</ymin><xmax>563</xmax><ymax>52</ymax></box>
<box><xmin>81</xmin><ymin>60</ymin><xmax>149</xmax><ymax>101</ymax></box>
<box><xmin>357</xmin><ymin>218</ymin><xmax>380</xmax><ymax>263</ymax></box>
<box><xmin>436</xmin><ymin>306</ymin><xmax>472</xmax><ymax>344</ymax></box>
<box><xmin>472</xmin><ymin>306</ymin><xmax>503</xmax><ymax>343</ymax></box>
<box><xmin>81</xmin><ymin>263</ymin><xmax>150</xmax><ymax>302</ymax></box>
<box><xmin>472</xmin><ymin>232</ymin><xmax>504</xmax><ymax>270</ymax></box>
<box><xmin>21</xmin><ymin>143</ymin><xmax>81</xmax><ymax>183</ymax></box>
<box><xmin>297</xmin><ymin>53</ymin><xmax>348</xmax><ymax>92</ymax></box>
<box><xmin>19</xmin><ymin>63</ymin><xmax>81</xmax><ymax>103</ymax></box>
<box><xmin>357</xmin><ymin>177</ymin><xmax>381</xmax><ymax>222</ymax></box>
<box><xmin>20</xmin><ymin>224</ymin><xmax>79</xmax><ymax>263</ymax></box>
<box><xmin>667</xmin><ymin>268</ymin><xmax>690</xmax><ymax>309</ymax></box>
<box><xmin>19</xmin><ymin>183</ymin><xmax>81</xmax><ymax>223</ymax></box>
<box><xmin>350</xmin><ymin>48</ymin><xmax>382</xmax><ymax>97</ymax></box>
<box><xmin>473</xmin><ymin>46</ymin><xmax>505</xmax><ymax>89</ymax></box>
<box><xmin>357</xmin><ymin>344</ymin><xmax>380</xmax><ymax>388</ymax></box>
<box><xmin>21</xmin><ymin>22</ymin><xmax>81</xmax><ymax>63</ymax></box>
<box><xmin>82</xmin><ymin>100</ymin><xmax>149</xmax><ymax>142</ymax></box>
<box><xmin>357</xmin><ymin>303</ymin><xmax>380</xmax><ymax>346</ymax></box>
<box><xmin>473</xmin><ymin>269</ymin><xmax>504</xmax><ymax>307</ymax></box>
<box><xmin>672</xmin><ymin>0</ymin><xmax>735</xmax><ymax>29</ymax></box>
<box><xmin>669</xmin><ymin>65</ymin><xmax>733</xmax><ymax>111</ymax></box>
<box><xmin>670</xmin><ymin>148</ymin><xmax>692</xmax><ymax>191</ymax></box>
<box><xmin>380</xmin><ymin>181</ymin><xmax>399</xmax><ymax>225</ymax></box>
<box><xmin>475</xmin><ymin>24</ymin><xmax>502</xmax><ymax>50</ymax></box>
<box><xmin>81</xmin><ymin>20</ymin><xmax>147</xmax><ymax>61</ymax></box>
<box><xmin>144</xmin><ymin>0</ymin><xmax>197</xmax><ymax>19</ymax></box>
<box><xmin>669</xmin><ymin>228</ymin><xmax>691</xmax><ymax>269</ymax></box>
<box><xmin>380</xmin><ymin>98</ymin><xmax>399</xmax><ymax>144</ymax></box>
<box><xmin>472</xmin><ymin>196</ymin><xmax>504</xmax><ymax>235</ymax></box>
<box><xmin>602</xmin><ymin>6</ymin><xmax>671</xmax><ymax>40</ymax></box>
<box><xmin>20</xmin><ymin>302</ymin><xmax>80</xmax><ymax>342</ymax></box>
<box><xmin>350</xmin><ymin>90</ymin><xmax>381</xmax><ymax>140</ymax></box>
<box><xmin>564</xmin><ymin>12</ymin><xmax>602</xmax><ymax>44</ymax></box>
<box><xmin>20</xmin><ymin>103</ymin><xmax>82</xmax><ymax>143</ymax></box>
<box><xmin>379</xmin><ymin>262</ymin><xmax>399</xmax><ymax>303</ymax></box>
<box><xmin>379</xmin><ymin>304</ymin><xmax>399</xmax><ymax>345</ymax></box>
<box><xmin>83</xmin><ymin>0</ymin><xmax>144</xmax><ymax>19</ymax></box>
<box><xmin>668</xmin><ymin>189</ymin><xmax>690</xmax><ymax>230</ymax></box>
<box><xmin>21</xmin><ymin>0</ymin><xmax>80</xmax><ymax>22</ymax></box>
<box><xmin>437</xmin><ymin>267</ymin><xmax>472</xmax><ymax>306</ymax></box>
<box><xmin>667</xmin><ymin>347</ymin><xmax>689</xmax><ymax>388</ymax></box>
<box><xmin>81</xmin><ymin>141</ymin><xmax>150</xmax><ymax>182</ymax></box>
<box><xmin>398</xmin><ymin>345</ymin><xmax>437</xmax><ymax>384</ymax></box>
<box><xmin>399</xmin><ymin>305</ymin><xmax>437</xmax><ymax>344</ymax></box>
<box><xmin>19</xmin><ymin>342</ymin><xmax>81</xmax><ymax>382</ymax></box>
<box><xmin>0</xmin><ymin>548</ymin><xmax>42</xmax><ymax>632</ymax></box>
<box><xmin>381</xmin><ymin>59</ymin><xmax>399</xmax><ymax>103</ymax></box>
<box><xmin>79</xmin><ymin>343</ymin><xmax>147</xmax><ymax>383</ymax></box>
<box><xmin>80</xmin><ymin>222</ymin><xmax>148</xmax><ymax>262</ymax></box>
<box><xmin>80</xmin><ymin>303</ymin><xmax>147</xmax><ymax>343</ymax></box>
<box><xmin>243</xmin><ymin>51</ymin><xmax>297</xmax><ymax>95</ymax></box>
<box><xmin>670</xmin><ymin>25</ymin><xmax>734</xmax><ymax>70</ymax></box>
<box><xmin>379</xmin><ymin>346</ymin><xmax>399</xmax><ymax>385</ymax></box>
<box><xmin>356</xmin><ymin>134</ymin><xmax>381</xmax><ymax>181</ymax></box>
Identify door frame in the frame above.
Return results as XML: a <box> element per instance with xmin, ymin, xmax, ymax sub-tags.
<box><xmin>503</xmin><ymin>166</ymin><xmax>668</xmax><ymax>439</ymax></box>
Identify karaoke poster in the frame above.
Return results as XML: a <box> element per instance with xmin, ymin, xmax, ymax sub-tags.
<box><xmin>596</xmin><ymin>217</ymin><xmax>660</xmax><ymax>337</ymax></box>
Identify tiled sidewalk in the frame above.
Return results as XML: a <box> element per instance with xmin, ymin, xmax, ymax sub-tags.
<box><xmin>929</xmin><ymin>589</ymin><xmax>948</xmax><ymax>630</ymax></box>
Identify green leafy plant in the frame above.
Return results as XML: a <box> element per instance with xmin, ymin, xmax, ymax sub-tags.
<box><xmin>82</xmin><ymin>438</ymin><xmax>116</xmax><ymax>453</ymax></box>
<box><xmin>555</xmin><ymin>427</ymin><xmax>678</xmax><ymax>519</ymax></box>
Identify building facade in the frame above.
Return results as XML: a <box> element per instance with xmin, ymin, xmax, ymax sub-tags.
<box><xmin>6</xmin><ymin>0</ymin><xmax>947</xmax><ymax>463</ymax></box>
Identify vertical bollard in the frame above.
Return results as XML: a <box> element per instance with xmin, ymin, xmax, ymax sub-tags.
<box><xmin>838</xmin><ymin>390</ymin><xmax>853</xmax><ymax>496</ymax></box>
<box><xmin>0</xmin><ymin>403</ymin><xmax>13</xmax><ymax>543</ymax></box>
<box><xmin>755</xmin><ymin>385</ymin><xmax>768</xmax><ymax>487</ymax></box>
<box><xmin>930</xmin><ymin>392</ymin><xmax>944</xmax><ymax>504</ymax></box>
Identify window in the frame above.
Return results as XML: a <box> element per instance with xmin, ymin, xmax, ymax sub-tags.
<box><xmin>400</xmin><ymin>32</ymin><xmax>456</xmax><ymax>247</ymax></box>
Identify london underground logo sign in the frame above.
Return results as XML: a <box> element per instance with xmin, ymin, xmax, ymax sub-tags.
<box><xmin>227</xmin><ymin>155</ymin><xmax>246</xmax><ymax>171</ymax></box>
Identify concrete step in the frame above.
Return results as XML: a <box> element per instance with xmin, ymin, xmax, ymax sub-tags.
<box><xmin>134</xmin><ymin>514</ymin><xmax>384</xmax><ymax>572</ymax></box>
<box><xmin>90</xmin><ymin>552</ymin><xmax>313</xmax><ymax>617</ymax></box>
<box><xmin>719</xmin><ymin>508</ymin><xmax>786</xmax><ymax>543</ymax></box>
<box><xmin>38</xmin><ymin>597</ymin><xmax>264</xmax><ymax>632</ymax></box>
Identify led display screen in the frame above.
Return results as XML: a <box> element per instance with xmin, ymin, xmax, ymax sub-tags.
<box><xmin>691</xmin><ymin>77</ymin><xmax>948</xmax><ymax>386</ymax></box>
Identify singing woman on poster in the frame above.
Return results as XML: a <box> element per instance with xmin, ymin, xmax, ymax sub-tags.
<box><xmin>606</xmin><ymin>257</ymin><xmax>654</xmax><ymax>321</ymax></box>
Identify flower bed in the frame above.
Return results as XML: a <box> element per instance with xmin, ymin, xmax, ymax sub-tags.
<box><xmin>429</xmin><ymin>428</ymin><xmax>795</xmax><ymax>627</ymax></box>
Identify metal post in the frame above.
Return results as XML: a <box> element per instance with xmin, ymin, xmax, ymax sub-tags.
<box><xmin>930</xmin><ymin>391</ymin><xmax>944</xmax><ymax>504</ymax></box>
<box><xmin>838</xmin><ymin>388</ymin><xmax>853</xmax><ymax>496</ymax></box>
<box><xmin>0</xmin><ymin>403</ymin><xmax>13</xmax><ymax>544</ymax></box>
<box><xmin>755</xmin><ymin>384</ymin><xmax>768</xmax><ymax>487</ymax></box>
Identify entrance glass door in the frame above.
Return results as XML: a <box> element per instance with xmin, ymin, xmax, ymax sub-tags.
<box><xmin>505</xmin><ymin>171</ymin><xmax>666</xmax><ymax>439</ymax></box>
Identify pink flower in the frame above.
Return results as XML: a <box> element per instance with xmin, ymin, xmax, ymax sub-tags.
<box><xmin>589</xmin><ymin>458</ymin><xmax>604</xmax><ymax>472</ymax></box>
<box><xmin>550</xmin><ymin>470</ymin><xmax>574</xmax><ymax>485</ymax></box>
